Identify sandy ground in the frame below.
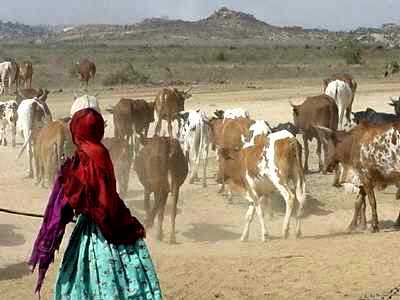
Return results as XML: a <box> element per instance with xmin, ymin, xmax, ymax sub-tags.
<box><xmin>1</xmin><ymin>80</ymin><xmax>400</xmax><ymax>299</ymax></box>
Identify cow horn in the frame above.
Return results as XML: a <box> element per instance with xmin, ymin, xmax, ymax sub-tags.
<box><xmin>289</xmin><ymin>100</ymin><xmax>296</xmax><ymax>107</ymax></box>
<box><xmin>73</xmin><ymin>91</ymin><xmax>78</xmax><ymax>99</ymax></box>
<box><xmin>94</xmin><ymin>92</ymin><xmax>101</xmax><ymax>98</ymax></box>
<box><xmin>185</xmin><ymin>86</ymin><xmax>193</xmax><ymax>94</ymax></box>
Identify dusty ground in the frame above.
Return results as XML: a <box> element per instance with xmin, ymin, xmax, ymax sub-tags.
<box><xmin>1</xmin><ymin>80</ymin><xmax>400</xmax><ymax>300</ymax></box>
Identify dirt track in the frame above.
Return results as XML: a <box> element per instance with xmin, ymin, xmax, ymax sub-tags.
<box><xmin>1</xmin><ymin>80</ymin><xmax>400</xmax><ymax>300</ymax></box>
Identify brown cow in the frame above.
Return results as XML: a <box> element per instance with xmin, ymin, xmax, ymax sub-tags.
<box><xmin>107</xmin><ymin>98</ymin><xmax>155</xmax><ymax>159</ymax></box>
<box><xmin>134</xmin><ymin>136</ymin><xmax>188</xmax><ymax>243</ymax></box>
<box><xmin>316</xmin><ymin>121</ymin><xmax>400</xmax><ymax>233</ymax></box>
<box><xmin>218</xmin><ymin>130</ymin><xmax>306</xmax><ymax>241</ymax></box>
<box><xmin>103</xmin><ymin>137</ymin><xmax>132</xmax><ymax>197</ymax></box>
<box><xmin>33</xmin><ymin>119</ymin><xmax>73</xmax><ymax>188</ymax></box>
<box><xmin>290</xmin><ymin>95</ymin><xmax>338</xmax><ymax>173</ymax></box>
<box><xmin>154</xmin><ymin>87</ymin><xmax>192</xmax><ymax>138</ymax></box>
<box><xmin>322</xmin><ymin>73</ymin><xmax>357</xmax><ymax>125</ymax></box>
<box><xmin>18</xmin><ymin>61</ymin><xmax>33</xmax><ymax>89</ymax></box>
<box><xmin>208</xmin><ymin>117</ymin><xmax>254</xmax><ymax>201</ymax></box>
<box><xmin>77</xmin><ymin>58</ymin><xmax>96</xmax><ymax>89</ymax></box>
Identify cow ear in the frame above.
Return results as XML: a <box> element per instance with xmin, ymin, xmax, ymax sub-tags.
<box><xmin>389</xmin><ymin>102</ymin><xmax>395</xmax><ymax>106</ymax></box>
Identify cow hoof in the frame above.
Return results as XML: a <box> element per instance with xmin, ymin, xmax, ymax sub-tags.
<box><xmin>202</xmin><ymin>183</ymin><xmax>207</xmax><ymax>188</ymax></box>
<box><xmin>370</xmin><ymin>226</ymin><xmax>379</xmax><ymax>233</ymax></box>
<box><xmin>169</xmin><ymin>237</ymin><xmax>177</xmax><ymax>244</ymax></box>
<box><xmin>156</xmin><ymin>232</ymin><xmax>164</xmax><ymax>241</ymax></box>
<box><xmin>295</xmin><ymin>231</ymin><xmax>302</xmax><ymax>239</ymax></box>
<box><xmin>189</xmin><ymin>178</ymin><xmax>195</xmax><ymax>184</ymax></box>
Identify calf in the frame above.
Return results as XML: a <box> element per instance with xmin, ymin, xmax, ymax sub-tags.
<box><xmin>154</xmin><ymin>87</ymin><xmax>192</xmax><ymax>138</ymax></box>
<box><xmin>324</xmin><ymin>80</ymin><xmax>353</xmax><ymax>130</ymax></box>
<box><xmin>0</xmin><ymin>61</ymin><xmax>18</xmax><ymax>95</ymax></box>
<box><xmin>0</xmin><ymin>100</ymin><xmax>18</xmax><ymax>147</ymax></box>
<box><xmin>135</xmin><ymin>136</ymin><xmax>188</xmax><ymax>243</ymax></box>
<box><xmin>209</xmin><ymin>117</ymin><xmax>254</xmax><ymax>201</ymax></box>
<box><xmin>103</xmin><ymin>137</ymin><xmax>132</xmax><ymax>197</ymax></box>
<box><xmin>316</xmin><ymin>122</ymin><xmax>400</xmax><ymax>232</ymax></box>
<box><xmin>33</xmin><ymin>119</ymin><xmax>72</xmax><ymax>188</ymax></box>
<box><xmin>220</xmin><ymin>130</ymin><xmax>306</xmax><ymax>241</ymax></box>
<box><xmin>291</xmin><ymin>94</ymin><xmax>338</xmax><ymax>173</ymax></box>
<box><xmin>178</xmin><ymin>110</ymin><xmax>210</xmax><ymax>187</ymax></box>
<box><xmin>77</xmin><ymin>58</ymin><xmax>96</xmax><ymax>89</ymax></box>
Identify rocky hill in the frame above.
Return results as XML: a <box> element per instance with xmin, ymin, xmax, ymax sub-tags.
<box><xmin>2</xmin><ymin>7</ymin><xmax>400</xmax><ymax>47</ymax></box>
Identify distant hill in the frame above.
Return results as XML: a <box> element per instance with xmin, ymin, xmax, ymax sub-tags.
<box><xmin>2</xmin><ymin>7</ymin><xmax>400</xmax><ymax>47</ymax></box>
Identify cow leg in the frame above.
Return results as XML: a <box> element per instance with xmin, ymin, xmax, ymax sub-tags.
<box><xmin>394</xmin><ymin>210</ymin><xmax>400</xmax><ymax>227</ymax></box>
<box><xmin>10</xmin><ymin>123</ymin><xmax>16</xmax><ymax>147</ymax></box>
<box><xmin>156</xmin><ymin>190</ymin><xmax>168</xmax><ymax>241</ymax></box>
<box><xmin>359</xmin><ymin>197</ymin><xmax>367</xmax><ymax>231</ymax></box>
<box><xmin>201</xmin><ymin>141</ymin><xmax>209</xmax><ymax>188</ymax></box>
<box><xmin>347</xmin><ymin>188</ymin><xmax>366</xmax><ymax>232</ymax></box>
<box><xmin>255</xmin><ymin>196</ymin><xmax>267</xmax><ymax>242</ymax></box>
<box><xmin>154</xmin><ymin>118</ymin><xmax>162</xmax><ymax>137</ymax></box>
<box><xmin>302</xmin><ymin>136</ymin><xmax>310</xmax><ymax>173</ymax></box>
<box><xmin>169</xmin><ymin>186</ymin><xmax>180</xmax><ymax>244</ymax></box>
<box><xmin>332</xmin><ymin>164</ymin><xmax>342</xmax><ymax>187</ymax></box>
<box><xmin>316</xmin><ymin>138</ymin><xmax>324</xmax><ymax>173</ymax></box>
<box><xmin>240</xmin><ymin>202</ymin><xmax>256</xmax><ymax>242</ymax></box>
<box><xmin>144</xmin><ymin>189</ymin><xmax>151</xmax><ymax>221</ymax></box>
<box><xmin>365</xmin><ymin>186</ymin><xmax>379</xmax><ymax>233</ymax></box>
<box><xmin>282</xmin><ymin>188</ymin><xmax>295</xmax><ymax>239</ymax></box>
<box><xmin>395</xmin><ymin>182</ymin><xmax>400</xmax><ymax>200</ymax></box>
<box><xmin>338</xmin><ymin>106</ymin><xmax>345</xmax><ymax>131</ymax></box>
<box><xmin>167</xmin><ymin>120</ymin><xmax>173</xmax><ymax>139</ymax></box>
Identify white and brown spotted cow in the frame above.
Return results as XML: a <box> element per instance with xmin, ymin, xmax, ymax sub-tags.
<box><xmin>317</xmin><ymin>121</ymin><xmax>400</xmax><ymax>233</ymax></box>
<box><xmin>219</xmin><ymin>130</ymin><xmax>306</xmax><ymax>241</ymax></box>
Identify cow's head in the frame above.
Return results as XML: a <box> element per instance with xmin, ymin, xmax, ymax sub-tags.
<box><xmin>174</xmin><ymin>87</ymin><xmax>193</xmax><ymax>111</ymax></box>
<box><xmin>213</xmin><ymin>109</ymin><xmax>225</xmax><ymax>119</ymax></box>
<box><xmin>272</xmin><ymin>122</ymin><xmax>299</xmax><ymax>135</ymax></box>
<box><xmin>315</xmin><ymin>126</ymin><xmax>353</xmax><ymax>174</ymax></box>
<box><xmin>389</xmin><ymin>96</ymin><xmax>400</xmax><ymax>116</ymax></box>
<box><xmin>289</xmin><ymin>101</ymin><xmax>302</xmax><ymax>128</ymax></box>
<box><xmin>322</xmin><ymin>78</ymin><xmax>331</xmax><ymax>93</ymax></box>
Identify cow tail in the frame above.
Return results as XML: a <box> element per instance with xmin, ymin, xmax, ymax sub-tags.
<box><xmin>291</xmin><ymin>139</ymin><xmax>306</xmax><ymax>207</ymax></box>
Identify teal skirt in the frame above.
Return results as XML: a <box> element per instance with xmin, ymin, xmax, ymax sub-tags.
<box><xmin>54</xmin><ymin>215</ymin><xmax>163</xmax><ymax>300</ymax></box>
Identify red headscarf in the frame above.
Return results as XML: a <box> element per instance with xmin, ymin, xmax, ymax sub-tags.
<box><xmin>63</xmin><ymin>108</ymin><xmax>145</xmax><ymax>244</ymax></box>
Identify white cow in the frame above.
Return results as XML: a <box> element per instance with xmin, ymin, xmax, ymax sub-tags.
<box><xmin>17</xmin><ymin>97</ymin><xmax>52</xmax><ymax>177</ymax></box>
<box><xmin>0</xmin><ymin>100</ymin><xmax>18</xmax><ymax>147</ymax></box>
<box><xmin>214</xmin><ymin>108</ymin><xmax>250</xmax><ymax>120</ymax></box>
<box><xmin>0</xmin><ymin>61</ymin><xmax>18</xmax><ymax>95</ymax></box>
<box><xmin>179</xmin><ymin>110</ymin><xmax>210</xmax><ymax>187</ymax></box>
<box><xmin>324</xmin><ymin>80</ymin><xmax>353</xmax><ymax>130</ymax></box>
<box><xmin>70</xmin><ymin>94</ymin><xmax>101</xmax><ymax>117</ymax></box>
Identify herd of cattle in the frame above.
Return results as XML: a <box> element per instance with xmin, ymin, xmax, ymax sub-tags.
<box><xmin>2</xmin><ymin>67</ymin><xmax>400</xmax><ymax>244</ymax></box>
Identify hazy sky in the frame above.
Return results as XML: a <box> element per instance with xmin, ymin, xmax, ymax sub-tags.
<box><xmin>0</xmin><ymin>0</ymin><xmax>399</xmax><ymax>30</ymax></box>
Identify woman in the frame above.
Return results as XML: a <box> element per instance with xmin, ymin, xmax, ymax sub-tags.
<box><xmin>29</xmin><ymin>108</ymin><xmax>163</xmax><ymax>300</ymax></box>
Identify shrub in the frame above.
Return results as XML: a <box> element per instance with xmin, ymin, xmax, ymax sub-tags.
<box><xmin>216</xmin><ymin>51</ymin><xmax>227</xmax><ymax>62</ymax></box>
<box><xmin>337</xmin><ymin>38</ymin><xmax>362</xmax><ymax>65</ymax></box>
<box><xmin>102</xmin><ymin>63</ymin><xmax>150</xmax><ymax>86</ymax></box>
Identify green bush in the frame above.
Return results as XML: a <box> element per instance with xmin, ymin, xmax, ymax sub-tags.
<box><xmin>102</xmin><ymin>63</ymin><xmax>150</xmax><ymax>86</ymax></box>
<box><xmin>337</xmin><ymin>38</ymin><xmax>362</xmax><ymax>65</ymax></box>
<box><xmin>216</xmin><ymin>51</ymin><xmax>227</xmax><ymax>62</ymax></box>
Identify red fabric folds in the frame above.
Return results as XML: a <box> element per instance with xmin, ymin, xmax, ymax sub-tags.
<box><xmin>63</xmin><ymin>108</ymin><xmax>145</xmax><ymax>244</ymax></box>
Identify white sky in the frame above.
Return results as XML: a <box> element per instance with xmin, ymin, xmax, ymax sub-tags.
<box><xmin>0</xmin><ymin>0</ymin><xmax>399</xmax><ymax>30</ymax></box>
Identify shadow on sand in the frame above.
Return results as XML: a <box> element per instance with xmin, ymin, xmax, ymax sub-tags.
<box><xmin>182</xmin><ymin>223</ymin><xmax>241</xmax><ymax>242</ymax></box>
<box><xmin>0</xmin><ymin>262</ymin><xmax>30</xmax><ymax>281</ymax></box>
<box><xmin>0</xmin><ymin>224</ymin><xmax>25</xmax><ymax>247</ymax></box>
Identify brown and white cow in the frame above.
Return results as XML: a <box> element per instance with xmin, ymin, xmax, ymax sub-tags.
<box><xmin>134</xmin><ymin>136</ymin><xmax>188</xmax><ymax>243</ymax></box>
<box><xmin>107</xmin><ymin>98</ymin><xmax>155</xmax><ymax>159</ymax></box>
<box><xmin>316</xmin><ymin>121</ymin><xmax>400</xmax><ymax>233</ymax></box>
<box><xmin>154</xmin><ymin>87</ymin><xmax>192</xmax><ymax>138</ymax></box>
<box><xmin>208</xmin><ymin>117</ymin><xmax>254</xmax><ymax>201</ymax></box>
<box><xmin>76</xmin><ymin>58</ymin><xmax>96</xmax><ymax>89</ymax></box>
<box><xmin>33</xmin><ymin>119</ymin><xmax>72</xmax><ymax>188</ymax></box>
<box><xmin>16</xmin><ymin>88</ymin><xmax>44</xmax><ymax>104</ymax></box>
<box><xmin>103</xmin><ymin>137</ymin><xmax>132</xmax><ymax>197</ymax></box>
<box><xmin>219</xmin><ymin>130</ymin><xmax>306</xmax><ymax>241</ymax></box>
<box><xmin>18</xmin><ymin>61</ymin><xmax>33</xmax><ymax>89</ymax></box>
<box><xmin>290</xmin><ymin>94</ymin><xmax>338</xmax><ymax>173</ymax></box>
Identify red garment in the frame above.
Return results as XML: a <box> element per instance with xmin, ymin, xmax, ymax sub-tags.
<box><xmin>63</xmin><ymin>108</ymin><xmax>145</xmax><ymax>244</ymax></box>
